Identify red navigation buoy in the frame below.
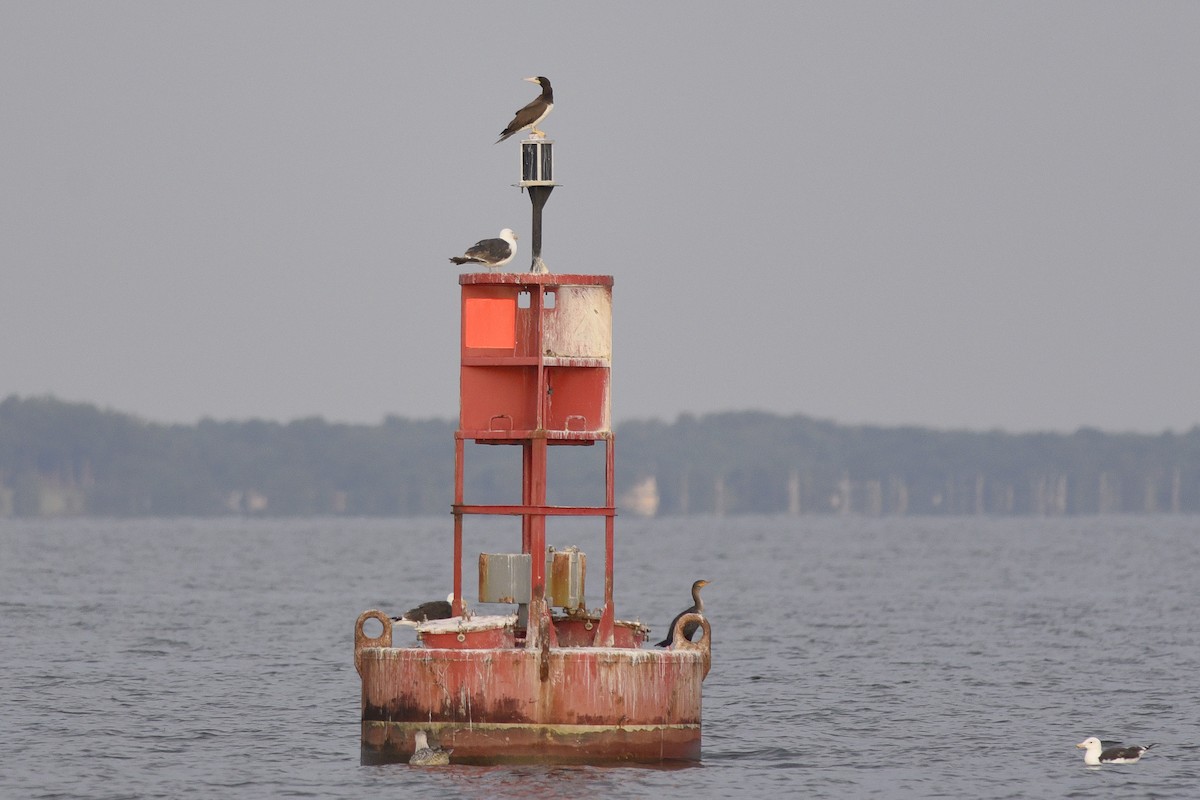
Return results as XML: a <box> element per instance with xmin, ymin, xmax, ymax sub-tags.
<box><xmin>355</xmin><ymin>270</ymin><xmax>711</xmax><ymax>764</ymax></box>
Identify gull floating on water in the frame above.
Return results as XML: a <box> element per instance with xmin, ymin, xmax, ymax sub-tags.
<box><xmin>1076</xmin><ymin>736</ymin><xmax>1156</xmax><ymax>765</ymax></box>
<box><xmin>409</xmin><ymin>730</ymin><xmax>452</xmax><ymax>766</ymax></box>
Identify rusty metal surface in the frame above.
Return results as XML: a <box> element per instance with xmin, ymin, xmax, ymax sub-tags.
<box><xmin>459</xmin><ymin>275</ymin><xmax>612</xmax><ymax>438</ymax></box>
<box><xmin>362</xmin><ymin>720</ymin><xmax>701</xmax><ymax>765</ymax></box>
<box><xmin>667</xmin><ymin>613</ymin><xmax>712</xmax><ymax>679</ymax></box>
<box><xmin>546</xmin><ymin>547</ymin><xmax>585</xmax><ymax>610</ymax></box>
<box><xmin>359</xmin><ymin>647</ymin><xmax>707</xmax><ymax>726</ymax></box>
<box><xmin>552</xmin><ymin>615</ymin><xmax>648</xmax><ymax>648</ymax></box>
<box><xmin>358</xmin><ymin>641</ymin><xmax>708</xmax><ymax>764</ymax></box>
<box><xmin>354</xmin><ymin>610</ymin><xmax>392</xmax><ymax>675</ymax></box>
<box><xmin>455</xmin><ymin>504</ymin><xmax>614</xmax><ymax>516</ymax></box>
<box><xmin>542</xmin><ymin>285</ymin><xmax>612</xmax><ymax>359</ymax></box>
<box><xmin>355</xmin><ymin>269</ymin><xmax>709</xmax><ymax>764</ymax></box>
<box><xmin>478</xmin><ymin>552</ymin><xmax>532</xmax><ymax>604</ymax></box>
<box><xmin>460</xmin><ymin>273</ymin><xmax>614</xmax><ymax>288</ymax></box>
<box><xmin>418</xmin><ymin>622</ymin><xmax>516</xmax><ymax>650</ymax></box>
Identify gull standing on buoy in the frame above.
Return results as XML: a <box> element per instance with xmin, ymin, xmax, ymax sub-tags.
<box><xmin>409</xmin><ymin>730</ymin><xmax>452</xmax><ymax>766</ymax></box>
<box><xmin>655</xmin><ymin>579</ymin><xmax>710</xmax><ymax>647</ymax></box>
<box><xmin>496</xmin><ymin>76</ymin><xmax>554</xmax><ymax>143</ymax></box>
<box><xmin>1076</xmin><ymin>736</ymin><xmax>1156</xmax><ymax>765</ymax></box>
<box><xmin>392</xmin><ymin>593</ymin><xmax>461</xmax><ymax>627</ymax></box>
<box><xmin>449</xmin><ymin>229</ymin><xmax>518</xmax><ymax>272</ymax></box>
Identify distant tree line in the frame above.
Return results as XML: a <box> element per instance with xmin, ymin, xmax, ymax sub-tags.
<box><xmin>617</xmin><ymin>412</ymin><xmax>1200</xmax><ymax>516</ymax></box>
<box><xmin>3</xmin><ymin>395</ymin><xmax>1200</xmax><ymax>518</ymax></box>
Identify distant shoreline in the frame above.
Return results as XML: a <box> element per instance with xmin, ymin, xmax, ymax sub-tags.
<box><xmin>4</xmin><ymin>395</ymin><xmax>1199</xmax><ymax>518</ymax></box>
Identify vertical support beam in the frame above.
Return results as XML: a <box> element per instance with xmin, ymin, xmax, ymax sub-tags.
<box><xmin>453</xmin><ymin>436</ymin><xmax>465</xmax><ymax>616</ymax></box>
<box><xmin>595</xmin><ymin>435</ymin><xmax>616</xmax><ymax>646</ymax></box>
<box><xmin>525</xmin><ymin>278</ymin><xmax>552</xmax><ymax>649</ymax></box>
<box><xmin>529</xmin><ymin>438</ymin><xmax>548</xmax><ymax>595</ymax></box>
<box><xmin>521</xmin><ymin>442</ymin><xmax>533</xmax><ymax>554</ymax></box>
<box><xmin>526</xmin><ymin>436</ymin><xmax>554</xmax><ymax>649</ymax></box>
<box><xmin>533</xmin><ymin>284</ymin><xmax>546</xmax><ymax>430</ymax></box>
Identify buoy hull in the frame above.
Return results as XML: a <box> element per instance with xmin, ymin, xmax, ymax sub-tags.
<box><xmin>358</xmin><ymin>645</ymin><xmax>707</xmax><ymax>764</ymax></box>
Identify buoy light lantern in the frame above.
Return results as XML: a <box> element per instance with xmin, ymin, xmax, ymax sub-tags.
<box><xmin>520</xmin><ymin>139</ymin><xmax>555</xmax><ymax>187</ymax></box>
<box><xmin>519</xmin><ymin>137</ymin><xmax>556</xmax><ymax>273</ymax></box>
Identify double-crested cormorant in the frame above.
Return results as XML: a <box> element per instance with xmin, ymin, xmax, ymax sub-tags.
<box><xmin>1076</xmin><ymin>737</ymin><xmax>1156</xmax><ymax>765</ymax></box>
<box><xmin>392</xmin><ymin>593</ymin><xmax>458</xmax><ymax>626</ymax></box>
<box><xmin>409</xmin><ymin>730</ymin><xmax>452</xmax><ymax>766</ymax></box>
<box><xmin>449</xmin><ymin>229</ymin><xmax>517</xmax><ymax>271</ymax></box>
<box><xmin>496</xmin><ymin>76</ymin><xmax>554</xmax><ymax>143</ymax></box>
<box><xmin>654</xmin><ymin>579</ymin><xmax>710</xmax><ymax>647</ymax></box>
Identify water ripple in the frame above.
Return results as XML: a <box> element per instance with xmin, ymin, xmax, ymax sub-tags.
<box><xmin>4</xmin><ymin>516</ymin><xmax>1200</xmax><ymax>798</ymax></box>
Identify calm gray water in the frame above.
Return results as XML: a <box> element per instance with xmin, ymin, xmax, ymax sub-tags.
<box><xmin>3</xmin><ymin>515</ymin><xmax>1198</xmax><ymax>798</ymax></box>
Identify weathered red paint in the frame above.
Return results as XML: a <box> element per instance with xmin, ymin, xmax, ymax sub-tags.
<box><xmin>551</xmin><ymin>615</ymin><xmax>648</xmax><ymax>648</ymax></box>
<box><xmin>458</xmin><ymin>274</ymin><xmax>613</xmax><ymax>440</ymax></box>
<box><xmin>356</xmin><ymin>611</ymin><xmax>710</xmax><ymax>764</ymax></box>
<box><xmin>419</xmin><ymin>624</ymin><xmax>516</xmax><ymax>650</ymax></box>
<box><xmin>356</xmin><ymin>272</ymin><xmax>711</xmax><ymax>764</ymax></box>
<box><xmin>361</xmin><ymin>722</ymin><xmax>701</xmax><ymax>765</ymax></box>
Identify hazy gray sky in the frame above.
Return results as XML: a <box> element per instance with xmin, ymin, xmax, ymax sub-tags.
<box><xmin>3</xmin><ymin>2</ymin><xmax>1198</xmax><ymax>433</ymax></box>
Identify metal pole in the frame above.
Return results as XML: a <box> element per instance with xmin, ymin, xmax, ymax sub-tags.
<box><xmin>528</xmin><ymin>185</ymin><xmax>553</xmax><ymax>274</ymax></box>
<box><xmin>453</xmin><ymin>437</ymin><xmax>465</xmax><ymax>616</ymax></box>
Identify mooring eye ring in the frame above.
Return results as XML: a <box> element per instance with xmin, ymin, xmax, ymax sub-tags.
<box><xmin>672</xmin><ymin>612</ymin><xmax>708</xmax><ymax>644</ymax></box>
<box><xmin>672</xmin><ymin>613</ymin><xmax>712</xmax><ymax>679</ymax></box>
<box><xmin>354</xmin><ymin>609</ymin><xmax>393</xmax><ymax>675</ymax></box>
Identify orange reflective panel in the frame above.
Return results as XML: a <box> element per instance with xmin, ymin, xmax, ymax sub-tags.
<box><xmin>464</xmin><ymin>297</ymin><xmax>516</xmax><ymax>349</ymax></box>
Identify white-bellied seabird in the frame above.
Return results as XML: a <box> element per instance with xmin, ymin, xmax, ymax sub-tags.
<box><xmin>409</xmin><ymin>730</ymin><xmax>452</xmax><ymax>766</ymax></box>
<box><xmin>496</xmin><ymin>76</ymin><xmax>554</xmax><ymax>143</ymax></box>
<box><xmin>392</xmin><ymin>593</ymin><xmax>460</xmax><ymax>627</ymax></box>
<box><xmin>1076</xmin><ymin>736</ymin><xmax>1156</xmax><ymax>765</ymax></box>
<box><xmin>655</xmin><ymin>579</ymin><xmax>710</xmax><ymax>647</ymax></box>
<box><xmin>449</xmin><ymin>229</ymin><xmax>517</xmax><ymax>272</ymax></box>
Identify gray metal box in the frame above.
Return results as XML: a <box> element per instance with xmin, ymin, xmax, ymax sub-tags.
<box><xmin>546</xmin><ymin>546</ymin><xmax>586</xmax><ymax>610</ymax></box>
<box><xmin>478</xmin><ymin>553</ymin><xmax>532</xmax><ymax>604</ymax></box>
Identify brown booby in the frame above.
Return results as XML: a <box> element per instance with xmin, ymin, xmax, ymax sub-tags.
<box><xmin>1076</xmin><ymin>737</ymin><xmax>1156</xmax><ymax>765</ymax></box>
<box><xmin>449</xmin><ymin>229</ymin><xmax>518</xmax><ymax>272</ymax></box>
<box><xmin>655</xmin><ymin>579</ymin><xmax>710</xmax><ymax>647</ymax></box>
<box><xmin>496</xmin><ymin>76</ymin><xmax>554</xmax><ymax>143</ymax></box>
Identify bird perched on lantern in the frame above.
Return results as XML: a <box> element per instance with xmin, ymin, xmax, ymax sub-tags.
<box><xmin>496</xmin><ymin>76</ymin><xmax>554</xmax><ymax>143</ymax></box>
<box><xmin>449</xmin><ymin>229</ymin><xmax>518</xmax><ymax>272</ymax></box>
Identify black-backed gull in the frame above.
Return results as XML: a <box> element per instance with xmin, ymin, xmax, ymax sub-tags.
<box><xmin>1076</xmin><ymin>736</ymin><xmax>1156</xmax><ymax>765</ymax></box>
<box><xmin>392</xmin><ymin>593</ymin><xmax>459</xmax><ymax>627</ymax></box>
<box><xmin>409</xmin><ymin>730</ymin><xmax>452</xmax><ymax>766</ymax></box>
<box><xmin>449</xmin><ymin>229</ymin><xmax>517</xmax><ymax>272</ymax></box>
